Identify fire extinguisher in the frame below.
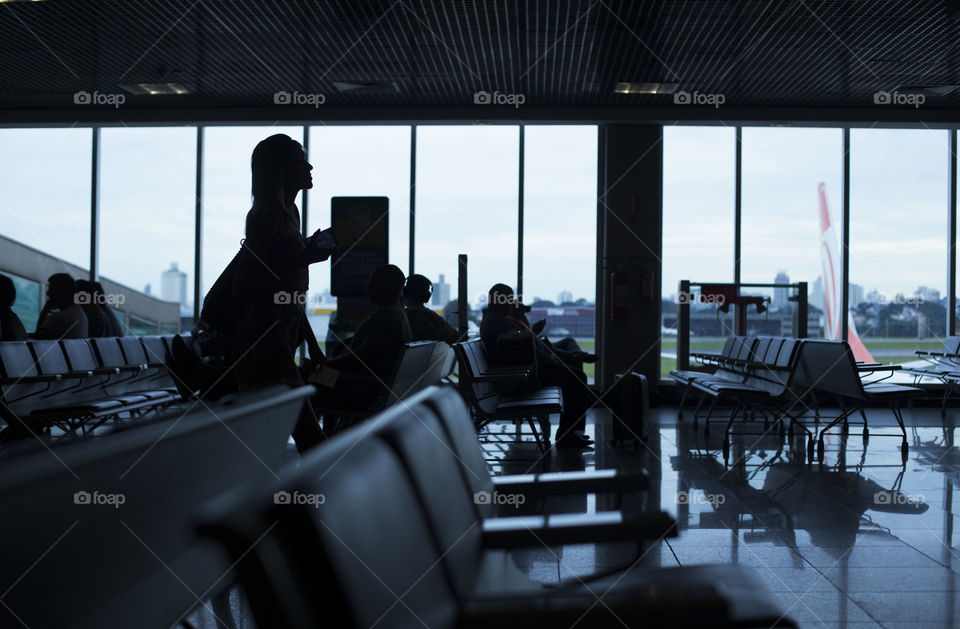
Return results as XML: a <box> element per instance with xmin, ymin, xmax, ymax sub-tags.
<box><xmin>609</xmin><ymin>268</ymin><xmax>629</xmax><ymax>321</ymax></box>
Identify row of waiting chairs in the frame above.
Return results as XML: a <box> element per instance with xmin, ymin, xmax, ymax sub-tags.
<box><xmin>671</xmin><ymin>336</ymin><xmax>925</xmax><ymax>463</ymax></box>
<box><xmin>453</xmin><ymin>338</ymin><xmax>563</xmax><ymax>453</ymax></box>
<box><xmin>903</xmin><ymin>335</ymin><xmax>960</xmax><ymax>412</ymax></box>
<box><xmin>0</xmin><ymin>335</ymin><xmax>188</xmax><ymax>440</ymax></box>
<box><xmin>0</xmin><ymin>385</ymin><xmax>311</xmax><ymax>629</ymax></box>
<box><xmin>199</xmin><ymin>385</ymin><xmax>797</xmax><ymax>628</ymax></box>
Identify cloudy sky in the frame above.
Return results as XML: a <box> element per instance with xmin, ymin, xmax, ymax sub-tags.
<box><xmin>0</xmin><ymin>124</ymin><xmax>950</xmax><ymax>311</ymax></box>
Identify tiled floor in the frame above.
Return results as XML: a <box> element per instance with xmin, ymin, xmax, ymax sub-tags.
<box><xmin>493</xmin><ymin>405</ymin><xmax>960</xmax><ymax>629</ymax></box>
<box><xmin>186</xmin><ymin>403</ymin><xmax>960</xmax><ymax>628</ymax></box>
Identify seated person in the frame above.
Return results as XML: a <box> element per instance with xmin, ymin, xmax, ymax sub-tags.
<box><xmin>402</xmin><ymin>274</ymin><xmax>460</xmax><ymax>344</ymax></box>
<box><xmin>75</xmin><ymin>280</ymin><xmax>111</xmax><ymax>338</ymax></box>
<box><xmin>480</xmin><ymin>283</ymin><xmax>595</xmax><ymax>448</ymax></box>
<box><xmin>94</xmin><ymin>282</ymin><xmax>124</xmax><ymax>336</ymax></box>
<box><xmin>32</xmin><ymin>274</ymin><xmax>88</xmax><ymax>340</ymax></box>
<box><xmin>0</xmin><ymin>274</ymin><xmax>27</xmax><ymax>342</ymax></box>
<box><xmin>313</xmin><ymin>264</ymin><xmax>412</xmax><ymax>415</ymax></box>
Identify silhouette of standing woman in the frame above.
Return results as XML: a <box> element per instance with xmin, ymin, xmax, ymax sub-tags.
<box><xmin>232</xmin><ymin>134</ymin><xmax>333</xmax><ymax>451</ymax></box>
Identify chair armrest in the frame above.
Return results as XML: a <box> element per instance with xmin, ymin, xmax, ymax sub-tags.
<box><xmin>0</xmin><ymin>373</ymin><xmax>61</xmax><ymax>384</ymax></box>
<box><xmin>63</xmin><ymin>369</ymin><xmax>94</xmax><ymax>379</ymax></box>
<box><xmin>474</xmin><ymin>367</ymin><xmax>532</xmax><ymax>383</ymax></box>
<box><xmin>481</xmin><ymin>511</ymin><xmax>677</xmax><ymax>549</ymax></box>
<box><xmin>91</xmin><ymin>367</ymin><xmax>122</xmax><ymax>376</ymax></box>
<box><xmin>689</xmin><ymin>352</ymin><xmax>720</xmax><ymax>361</ymax></box>
<box><xmin>492</xmin><ymin>468</ymin><xmax>648</xmax><ymax>497</ymax></box>
<box><xmin>858</xmin><ymin>363</ymin><xmax>900</xmax><ymax>372</ymax></box>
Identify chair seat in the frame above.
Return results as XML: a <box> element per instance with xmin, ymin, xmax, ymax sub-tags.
<box><xmin>692</xmin><ymin>380</ymin><xmax>772</xmax><ymax>397</ymax></box>
<box><xmin>32</xmin><ymin>399</ymin><xmax>124</xmax><ymax>415</ymax></box>
<box><xmin>864</xmin><ymin>382</ymin><xmax>926</xmax><ymax>397</ymax></box>
<box><xmin>497</xmin><ymin>387</ymin><xmax>563</xmax><ymax>414</ymax></box>
<box><xmin>668</xmin><ymin>369</ymin><xmax>714</xmax><ymax>384</ymax></box>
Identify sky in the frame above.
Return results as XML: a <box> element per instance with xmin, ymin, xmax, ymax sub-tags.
<box><xmin>0</xmin><ymin>124</ymin><xmax>952</xmax><ymax>312</ymax></box>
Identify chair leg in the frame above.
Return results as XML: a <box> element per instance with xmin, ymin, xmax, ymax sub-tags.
<box><xmin>678</xmin><ymin>387</ymin><xmax>689</xmax><ymax>420</ymax></box>
<box><xmin>890</xmin><ymin>405</ymin><xmax>909</xmax><ymax>462</ymax></box>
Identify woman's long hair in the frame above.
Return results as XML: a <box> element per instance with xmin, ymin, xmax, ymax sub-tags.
<box><xmin>250</xmin><ymin>133</ymin><xmax>299</xmax><ymax>211</ymax></box>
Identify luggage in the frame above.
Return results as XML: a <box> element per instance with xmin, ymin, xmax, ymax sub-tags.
<box><xmin>610</xmin><ymin>371</ymin><xmax>650</xmax><ymax>444</ymax></box>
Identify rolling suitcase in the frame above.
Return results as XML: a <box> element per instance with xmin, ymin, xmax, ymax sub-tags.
<box><xmin>610</xmin><ymin>371</ymin><xmax>650</xmax><ymax>445</ymax></box>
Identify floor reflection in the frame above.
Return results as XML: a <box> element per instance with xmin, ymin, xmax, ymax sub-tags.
<box><xmin>482</xmin><ymin>405</ymin><xmax>960</xmax><ymax>628</ymax></box>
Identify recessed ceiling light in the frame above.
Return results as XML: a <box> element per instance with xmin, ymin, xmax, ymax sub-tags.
<box><xmin>614</xmin><ymin>82</ymin><xmax>678</xmax><ymax>95</ymax></box>
<box><xmin>118</xmin><ymin>82</ymin><xmax>190</xmax><ymax>96</ymax></box>
<box><xmin>333</xmin><ymin>81</ymin><xmax>400</xmax><ymax>94</ymax></box>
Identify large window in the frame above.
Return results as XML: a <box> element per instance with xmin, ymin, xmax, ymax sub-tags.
<box><xmin>99</xmin><ymin>127</ymin><xmax>197</xmax><ymax>324</ymax></box>
<box><xmin>0</xmin><ymin>128</ymin><xmax>92</xmax><ymax>269</ymax></box>
<box><xmin>522</xmin><ymin>125</ymin><xmax>598</xmax><ymax>354</ymax></box>
<box><xmin>201</xmin><ymin>126</ymin><xmax>304</xmax><ymax>302</ymax></box>
<box><xmin>849</xmin><ymin>129</ymin><xmax>949</xmax><ymax>362</ymax></box>
<box><xmin>307</xmin><ymin>126</ymin><xmax>410</xmax><ymax>285</ymax></box>
<box><xmin>661</xmin><ymin>126</ymin><xmax>737</xmax><ymax>378</ymax></box>
<box><xmin>305</xmin><ymin>126</ymin><xmax>411</xmax><ymax>344</ymax></box>
<box><xmin>741</xmin><ymin>127</ymin><xmax>843</xmax><ymax>340</ymax></box>
<box><xmin>415</xmin><ymin>126</ymin><xmax>520</xmax><ymax>314</ymax></box>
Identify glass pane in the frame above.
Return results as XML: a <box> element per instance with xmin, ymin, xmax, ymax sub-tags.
<box><xmin>99</xmin><ymin>127</ymin><xmax>197</xmax><ymax>332</ymax></box>
<box><xmin>850</xmin><ymin>129</ymin><xmax>948</xmax><ymax>363</ymax></box>
<box><xmin>201</xmin><ymin>126</ymin><xmax>304</xmax><ymax>304</ymax></box>
<box><xmin>415</xmin><ymin>125</ymin><xmax>519</xmax><ymax>329</ymax></box>
<box><xmin>741</xmin><ymin>127</ymin><xmax>843</xmax><ymax>340</ymax></box>
<box><xmin>661</xmin><ymin>126</ymin><xmax>736</xmax><ymax>379</ymax></box>
<box><xmin>523</xmin><ymin>125</ymin><xmax>598</xmax><ymax>379</ymax></box>
<box><xmin>0</xmin><ymin>128</ymin><xmax>91</xmax><ymax>269</ymax></box>
<box><xmin>306</xmin><ymin>126</ymin><xmax>411</xmax><ymax>347</ymax></box>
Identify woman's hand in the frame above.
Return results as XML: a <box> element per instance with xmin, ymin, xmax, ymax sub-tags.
<box><xmin>305</xmin><ymin>231</ymin><xmax>335</xmax><ymax>262</ymax></box>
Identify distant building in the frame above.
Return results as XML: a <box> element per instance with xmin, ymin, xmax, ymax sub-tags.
<box><xmin>773</xmin><ymin>271</ymin><xmax>790</xmax><ymax>310</ymax></box>
<box><xmin>811</xmin><ymin>276</ymin><xmax>824</xmax><ymax>312</ymax></box>
<box><xmin>161</xmin><ymin>262</ymin><xmax>187</xmax><ymax>311</ymax></box>
<box><xmin>432</xmin><ymin>274</ymin><xmax>451</xmax><ymax>307</ymax></box>
<box><xmin>850</xmin><ymin>283</ymin><xmax>865</xmax><ymax>307</ymax></box>
<box><xmin>144</xmin><ymin>283</ymin><xmax>151</xmax><ymax>296</ymax></box>
<box><xmin>557</xmin><ymin>290</ymin><xmax>573</xmax><ymax>305</ymax></box>
<box><xmin>867</xmin><ymin>288</ymin><xmax>883</xmax><ymax>304</ymax></box>
<box><xmin>916</xmin><ymin>286</ymin><xmax>941</xmax><ymax>303</ymax></box>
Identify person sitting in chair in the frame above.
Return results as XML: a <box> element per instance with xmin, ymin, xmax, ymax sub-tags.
<box><xmin>313</xmin><ymin>264</ymin><xmax>413</xmax><ymax>421</ymax></box>
<box><xmin>480</xmin><ymin>283</ymin><xmax>595</xmax><ymax>448</ymax></box>
<box><xmin>402</xmin><ymin>274</ymin><xmax>460</xmax><ymax>344</ymax></box>
<box><xmin>32</xmin><ymin>274</ymin><xmax>88</xmax><ymax>340</ymax></box>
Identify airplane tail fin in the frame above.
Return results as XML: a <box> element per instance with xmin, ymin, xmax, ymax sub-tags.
<box><xmin>818</xmin><ymin>182</ymin><xmax>875</xmax><ymax>363</ymax></box>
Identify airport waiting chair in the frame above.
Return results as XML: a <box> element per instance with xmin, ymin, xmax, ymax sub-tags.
<box><xmin>0</xmin><ymin>385</ymin><xmax>312</xmax><ymax>629</ymax></box>
<box><xmin>317</xmin><ymin>341</ymin><xmax>440</xmax><ymax>432</ymax></box>
<box><xmin>200</xmin><ymin>386</ymin><xmax>797</xmax><ymax>628</ymax></box>
<box><xmin>453</xmin><ymin>339</ymin><xmax>561</xmax><ymax>452</ymax></box>
<box><xmin>793</xmin><ymin>339</ymin><xmax>926</xmax><ymax>462</ymax></box>
<box><xmin>902</xmin><ymin>335</ymin><xmax>960</xmax><ymax>413</ymax></box>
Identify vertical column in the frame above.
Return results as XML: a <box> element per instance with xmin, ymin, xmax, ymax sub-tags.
<box><xmin>517</xmin><ymin>124</ymin><xmax>525</xmax><ymax>299</ymax></box>
<box><xmin>949</xmin><ymin>131</ymin><xmax>957</xmax><ymax>336</ymax></box>
<box><xmin>597</xmin><ymin>124</ymin><xmax>663</xmax><ymax>388</ymax></box>
<box><xmin>193</xmin><ymin>126</ymin><xmax>203</xmax><ymax>322</ymax></box>
<box><xmin>678</xmin><ymin>279</ymin><xmax>690</xmax><ymax>370</ymax></box>
<box><xmin>409</xmin><ymin>125</ymin><xmax>417</xmax><ymax>275</ymax></box>
<box><xmin>301</xmin><ymin>125</ymin><xmax>310</xmax><ymax>238</ymax></box>
<box><xmin>841</xmin><ymin>128</ymin><xmax>851</xmax><ymax>342</ymax></box>
<box><xmin>89</xmin><ymin>127</ymin><xmax>101</xmax><ymax>281</ymax></box>
<box><xmin>458</xmin><ymin>254</ymin><xmax>468</xmax><ymax>337</ymax></box>
<box><xmin>734</xmin><ymin>126</ymin><xmax>742</xmax><ymax>286</ymax></box>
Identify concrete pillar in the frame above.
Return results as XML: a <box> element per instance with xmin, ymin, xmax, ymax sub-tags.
<box><xmin>597</xmin><ymin>124</ymin><xmax>663</xmax><ymax>389</ymax></box>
